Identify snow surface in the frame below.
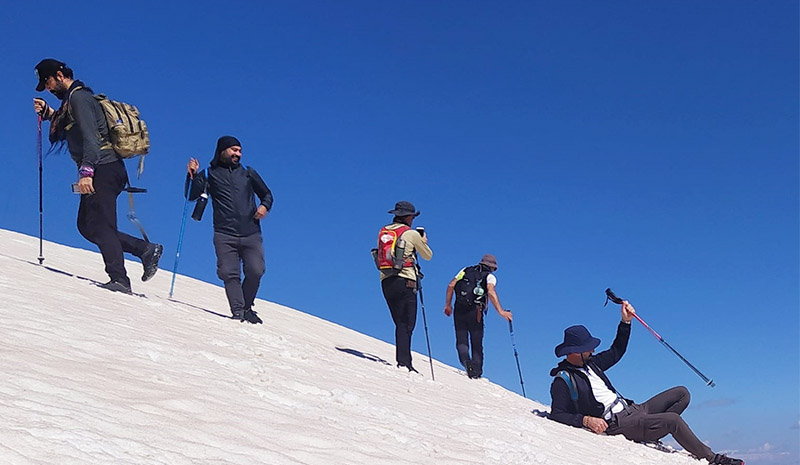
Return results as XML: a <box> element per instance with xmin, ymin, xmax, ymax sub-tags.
<box><xmin>0</xmin><ymin>230</ymin><xmax>713</xmax><ymax>465</ymax></box>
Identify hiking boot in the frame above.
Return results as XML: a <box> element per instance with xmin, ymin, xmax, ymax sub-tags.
<box><xmin>100</xmin><ymin>279</ymin><xmax>132</xmax><ymax>294</ymax></box>
<box><xmin>231</xmin><ymin>310</ymin><xmax>245</xmax><ymax>322</ymax></box>
<box><xmin>397</xmin><ymin>363</ymin><xmax>419</xmax><ymax>373</ymax></box>
<box><xmin>243</xmin><ymin>309</ymin><xmax>263</xmax><ymax>324</ymax></box>
<box><xmin>710</xmin><ymin>454</ymin><xmax>744</xmax><ymax>465</ymax></box>
<box><xmin>141</xmin><ymin>243</ymin><xmax>163</xmax><ymax>282</ymax></box>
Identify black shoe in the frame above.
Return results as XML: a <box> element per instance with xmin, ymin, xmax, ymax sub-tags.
<box><xmin>100</xmin><ymin>279</ymin><xmax>132</xmax><ymax>294</ymax></box>
<box><xmin>711</xmin><ymin>454</ymin><xmax>744</xmax><ymax>465</ymax></box>
<box><xmin>141</xmin><ymin>243</ymin><xmax>163</xmax><ymax>282</ymax></box>
<box><xmin>244</xmin><ymin>309</ymin><xmax>263</xmax><ymax>324</ymax></box>
<box><xmin>397</xmin><ymin>363</ymin><xmax>419</xmax><ymax>373</ymax></box>
<box><xmin>231</xmin><ymin>310</ymin><xmax>245</xmax><ymax>322</ymax></box>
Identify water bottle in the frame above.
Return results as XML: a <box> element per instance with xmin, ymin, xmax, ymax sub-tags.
<box><xmin>191</xmin><ymin>193</ymin><xmax>208</xmax><ymax>221</ymax></box>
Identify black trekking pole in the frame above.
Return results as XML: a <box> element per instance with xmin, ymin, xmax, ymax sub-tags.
<box><xmin>508</xmin><ymin>318</ymin><xmax>527</xmax><ymax>398</ymax></box>
<box><xmin>36</xmin><ymin>115</ymin><xmax>44</xmax><ymax>265</ymax></box>
<box><xmin>605</xmin><ymin>288</ymin><xmax>715</xmax><ymax>387</ymax></box>
<box><xmin>415</xmin><ymin>256</ymin><xmax>435</xmax><ymax>380</ymax></box>
<box><xmin>169</xmin><ymin>176</ymin><xmax>192</xmax><ymax>298</ymax></box>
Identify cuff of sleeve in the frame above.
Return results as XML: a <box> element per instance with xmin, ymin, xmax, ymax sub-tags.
<box><xmin>78</xmin><ymin>165</ymin><xmax>95</xmax><ymax>178</ymax></box>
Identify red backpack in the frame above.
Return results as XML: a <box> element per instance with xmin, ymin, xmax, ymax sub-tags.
<box><xmin>372</xmin><ymin>225</ymin><xmax>414</xmax><ymax>270</ymax></box>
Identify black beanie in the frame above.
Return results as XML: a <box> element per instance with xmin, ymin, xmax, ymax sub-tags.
<box><xmin>215</xmin><ymin>136</ymin><xmax>241</xmax><ymax>155</ymax></box>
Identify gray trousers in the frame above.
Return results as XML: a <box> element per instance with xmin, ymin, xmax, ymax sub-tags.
<box><xmin>213</xmin><ymin>232</ymin><xmax>266</xmax><ymax>316</ymax></box>
<box><xmin>605</xmin><ymin>386</ymin><xmax>714</xmax><ymax>460</ymax></box>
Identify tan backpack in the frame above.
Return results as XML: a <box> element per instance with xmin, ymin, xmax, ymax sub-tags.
<box><xmin>94</xmin><ymin>94</ymin><xmax>150</xmax><ymax>158</ymax></box>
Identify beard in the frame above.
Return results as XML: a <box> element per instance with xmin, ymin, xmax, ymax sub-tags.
<box><xmin>50</xmin><ymin>82</ymin><xmax>69</xmax><ymax>100</ymax></box>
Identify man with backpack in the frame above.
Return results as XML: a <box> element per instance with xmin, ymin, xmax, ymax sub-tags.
<box><xmin>186</xmin><ymin>136</ymin><xmax>273</xmax><ymax>324</ymax></box>
<box><xmin>375</xmin><ymin>201</ymin><xmax>433</xmax><ymax>372</ymax></box>
<box><xmin>33</xmin><ymin>58</ymin><xmax>162</xmax><ymax>294</ymax></box>
<box><xmin>548</xmin><ymin>302</ymin><xmax>744</xmax><ymax>465</ymax></box>
<box><xmin>444</xmin><ymin>254</ymin><xmax>512</xmax><ymax>379</ymax></box>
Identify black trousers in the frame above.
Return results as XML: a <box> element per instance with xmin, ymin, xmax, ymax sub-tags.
<box><xmin>213</xmin><ymin>232</ymin><xmax>266</xmax><ymax>315</ymax></box>
<box><xmin>606</xmin><ymin>386</ymin><xmax>714</xmax><ymax>460</ymax></box>
<box><xmin>453</xmin><ymin>308</ymin><xmax>484</xmax><ymax>376</ymax></box>
<box><xmin>381</xmin><ymin>276</ymin><xmax>417</xmax><ymax>368</ymax></box>
<box><xmin>77</xmin><ymin>160</ymin><xmax>147</xmax><ymax>286</ymax></box>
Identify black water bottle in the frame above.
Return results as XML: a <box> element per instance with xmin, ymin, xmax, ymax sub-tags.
<box><xmin>191</xmin><ymin>193</ymin><xmax>208</xmax><ymax>221</ymax></box>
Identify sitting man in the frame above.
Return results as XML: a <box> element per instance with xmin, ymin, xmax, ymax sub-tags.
<box><xmin>548</xmin><ymin>301</ymin><xmax>743</xmax><ymax>465</ymax></box>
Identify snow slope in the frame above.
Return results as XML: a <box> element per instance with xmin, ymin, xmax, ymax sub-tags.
<box><xmin>0</xmin><ymin>230</ymin><xmax>709</xmax><ymax>465</ymax></box>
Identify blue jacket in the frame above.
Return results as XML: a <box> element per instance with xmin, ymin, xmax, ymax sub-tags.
<box><xmin>188</xmin><ymin>162</ymin><xmax>273</xmax><ymax>237</ymax></box>
<box><xmin>548</xmin><ymin>321</ymin><xmax>632</xmax><ymax>428</ymax></box>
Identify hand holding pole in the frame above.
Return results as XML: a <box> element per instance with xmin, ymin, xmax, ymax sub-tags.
<box><xmin>605</xmin><ymin>288</ymin><xmax>715</xmax><ymax>387</ymax></box>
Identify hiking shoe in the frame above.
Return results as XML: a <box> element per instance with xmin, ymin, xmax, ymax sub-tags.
<box><xmin>244</xmin><ymin>309</ymin><xmax>263</xmax><ymax>324</ymax></box>
<box><xmin>100</xmin><ymin>279</ymin><xmax>132</xmax><ymax>294</ymax></box>
<box><xmin>711</xmin><ymin>454</ymin><xmax>744</xmax><ymax>465</ymax></box>
<box><xmin>231</xmin><ymin>310</ymin><xmax>245</xmax><ymax>322</ymax></box>
<box><xmin>141</xmin><ymin>243</ymin><xmax>163</xmax><ymax>282</ymax></box>
<box><xmin>397</xmin><ymin>363</ymin><xmax>419</xmax><ymax>373</ymax></box>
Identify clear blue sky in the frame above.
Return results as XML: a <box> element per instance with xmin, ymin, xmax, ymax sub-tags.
<box><xmin>2</xmin><ymin>2</ymin><xmax>797</xmax><ymax>464</ymax></box>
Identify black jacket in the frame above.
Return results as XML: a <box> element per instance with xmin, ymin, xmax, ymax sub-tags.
<box><xmin>188</xmin><ymin>162</ymin><xmax>273</xmax><ymax>237</ymax></box>
<box><xmin>54</xmin><ymin>81</ymin><xmax>118</xmax><ymax>169</ymax></box>
<box><xmin>548</xmin><ymin>322</ymin><xmax>633</xmax><ymax>428</ymax></box>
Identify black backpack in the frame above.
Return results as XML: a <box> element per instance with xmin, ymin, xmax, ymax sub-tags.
<box><xmin>454</xmin><ymin>265</ymin><xmax>491</xmax><ymax>312</ymax></box>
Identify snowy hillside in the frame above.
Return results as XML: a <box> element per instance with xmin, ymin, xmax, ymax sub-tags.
<box><xmin>0</xmin><ymin>229</ymin><xmax>711</xmax><ymax>465</ymax></box>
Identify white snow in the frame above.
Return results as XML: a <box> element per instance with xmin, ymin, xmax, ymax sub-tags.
<box><xmin>0</xmin><ymin>229</ymin><xmax>711</xmax><ymax>465</ymax></box>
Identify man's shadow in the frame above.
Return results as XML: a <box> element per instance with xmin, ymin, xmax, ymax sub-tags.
<box><xmin>168</xmin><ymin>298</ymin><xmax>232</xmax><ymax>320</ymax></box>
<box><xmin>335</xmin><ymin>347</ymin><xmax>392</xmax><ymax>366</ymax></box>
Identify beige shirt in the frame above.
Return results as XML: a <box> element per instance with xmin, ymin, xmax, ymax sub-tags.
<box><xmin>378</xmin><ymin>223</ymin><xmax>433</xmax><ymax>281</ymax></box>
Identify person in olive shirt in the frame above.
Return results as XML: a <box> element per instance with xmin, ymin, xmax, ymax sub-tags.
<box><xmin>377</xmin><ymin>201</ymin><xmax>433</xmax><ymax>372</ymax></box>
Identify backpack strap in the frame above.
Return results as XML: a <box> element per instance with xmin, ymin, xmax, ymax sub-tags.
<box><xmin>124</xmin><ymin>180</ymin><xmax>150</xmax><ymax>243</ymax></box>
<box><xmin>556</xmin><ymin>370</ymin><xmax>579</xmax><ymax>412</ymax></box>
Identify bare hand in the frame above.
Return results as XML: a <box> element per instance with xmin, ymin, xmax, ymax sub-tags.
<box><xmin>254</xmin><ymin>205</ymin><xmax>268</xmax><ymax>220</ymax></box>
<box><xmin>621</xmin><ymin>301</ymin><xmax>636</xmax><ymax>323</ymax></box>
<box><xmin>500</xmin><ymin>310</ymin><xmax>512</xmax><ymax>322</ymax></box>
<box><xmin>444</xmin><ymin>305</ymin><xmax>452</xmax><ymax>317</ymax></box>
<box><xmin>187</xmin><ymin>158</ymin><xmax>199</xmax><ymax>177</ymax></box>
<box><xmin>584</xmin><ymin>416</ymin><xmax>608</xmax><ymax>434</ymax></box>
<box><xmin>78</xmin><ymin>176</ymin><xmax>95</xmax><ymax>195</ymax></box>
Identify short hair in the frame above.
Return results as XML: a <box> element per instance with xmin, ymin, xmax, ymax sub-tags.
<box><xmin>60</xmin><ymin>66</ymin><xmax>74</xmax><ymax>79</ymax></box>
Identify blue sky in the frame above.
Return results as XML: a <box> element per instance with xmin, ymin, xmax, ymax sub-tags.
<box><xmin>1</xmin><ymin>2</ymin><xmax>797</xmax><ymax>463</ymax></box>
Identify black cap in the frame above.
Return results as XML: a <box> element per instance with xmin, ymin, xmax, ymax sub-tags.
<box><xmin>387</xmin><ymin>201</ymin><xmax>420</xmax><ymax>217</ymax></box>
<box><xmin>35</xmin><ymin>59</ymin><xmax>66</xmax><ymax>92</ymax></box>
<box><xmin>215</xmin><ymin>135</ymin><xmax>242</xmax><ymax>155</ymax></box>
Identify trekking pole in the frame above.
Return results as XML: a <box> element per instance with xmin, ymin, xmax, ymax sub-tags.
<box><xmin>508</xmin><ymin>318</ymin><xmax>527</xmax><ymax>398</ymax></box>
<box><xmin>605</xmin><ymin>288</ymin><xmax>715</xmax><ymax>387</ymax></box>
<box><xmin>169</xmin><ymin>176</ymin><xmax>192</xmax><ymax>298</ymax></box>
<box><xmin>36</xmin><ymin>115</ymin><xmax>44</xmax><ymax>265</ymax></box>
<box><xmin>415</xmin><ymin>257</ymin><xmax>435</xmax><ymax>380</ymax></box>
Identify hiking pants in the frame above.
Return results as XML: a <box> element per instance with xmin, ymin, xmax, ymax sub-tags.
<box><xmin>453</xmin><ymin>308</ymin><xmax>484</xmax><ymax>376</ymax></box>
<box><xmin>213</xmin><ymin>231</ymin><xmax>266</xmax><ymax>316</ymax></box>
<box><xmin>77</xmin><ymin>159</ymin><xmax>147</xmax><ymax>286</ymax></box>
<box><xmin>381</xmin><ymin>276</ymin><xmax>417</xmax><ymax>368</ymax></box>
<box><xmin>605</xmin><ymin>386</ymin><xmax>714</xmax><ymax>461</ymax></box>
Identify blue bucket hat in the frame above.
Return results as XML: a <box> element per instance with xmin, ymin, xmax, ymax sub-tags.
<box><xmin>554</xmin><ymin>325</ymin><xmax>601</xmax><ymax>357</ymax></box>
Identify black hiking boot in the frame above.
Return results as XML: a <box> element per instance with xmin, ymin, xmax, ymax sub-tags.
<box><xmin>243</xmin><ymin>309</ymin><xmax>263</xmax><ymax>324</ymax></box>
<box><xmin>466</xmin><ymin>362</ymin><xmax>481</xmax><ymax>379</ymax></box>
<box><xmin>397</xmin><ymin>363</ymin><xmax>419</xmax><ymax>373</ymax></box>
<box><xmin>100</xmin><ymin>279</ymin><xmax>132</xmax><ymax>294</ymax></box>
<box><xmin>141</xmin><ymin>243</ymin><xmax>163</xmax><ymax>282</ymax></box>
<box><xmin>711</xmin><ymin>454</ymin><xmax>744</xmax><ymax>465</ymax></box>
<box><xmin>231</xmin><ymin>310</ymin><xmax>245</xmax><ymax>322</ymax></box>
